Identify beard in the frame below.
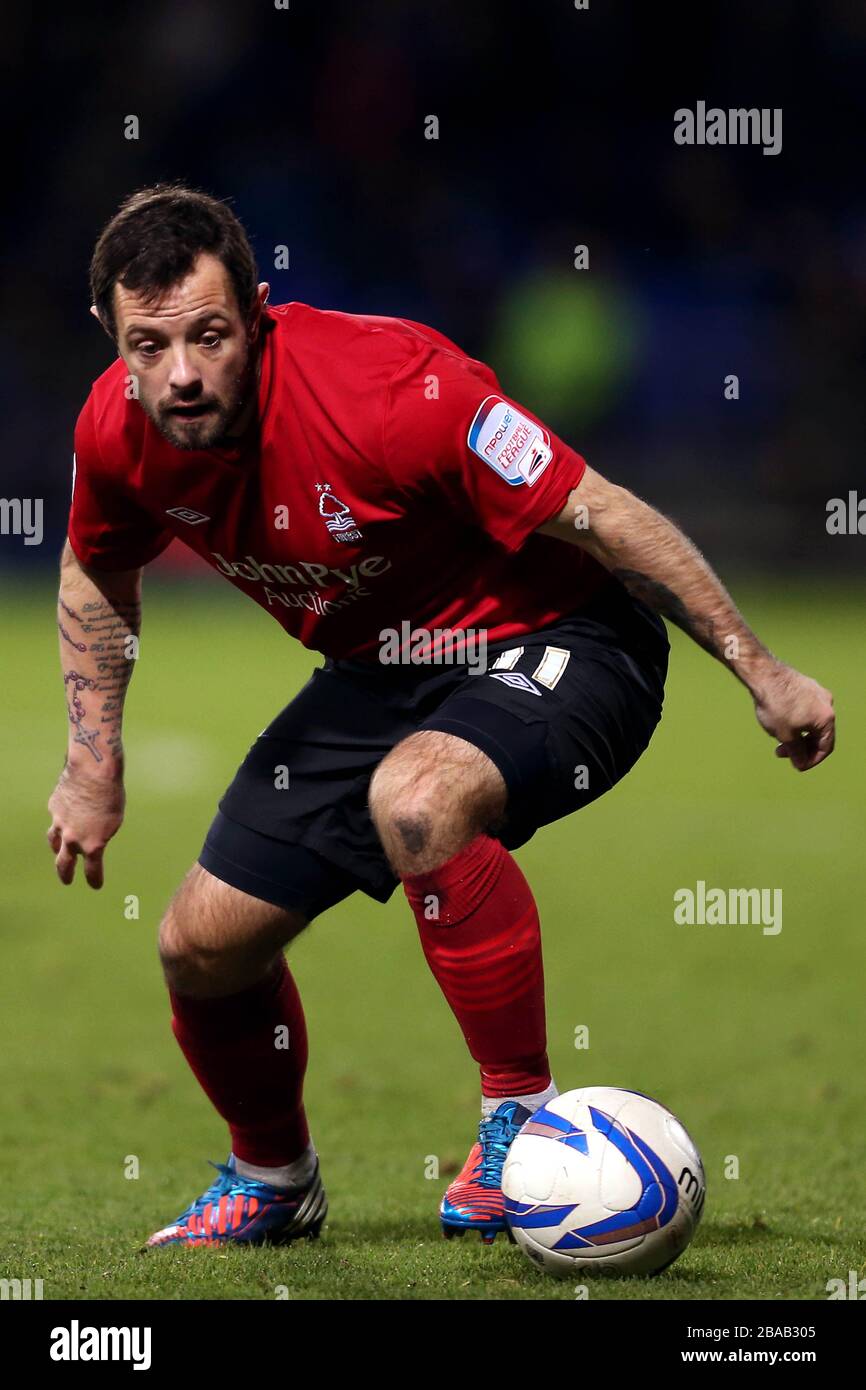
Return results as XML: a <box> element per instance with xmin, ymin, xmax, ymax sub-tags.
<box><xmin>145</xmin><ymin>357</ymin><xmax>256</xmax><ymax>451</ymax></box>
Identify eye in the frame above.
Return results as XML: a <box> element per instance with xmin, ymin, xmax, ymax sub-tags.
<box><xmin>136</xmin><ymin>342</ymin><xmax>160</xmax><ymax>357</ymax></box>
<box><xmin>200</xmin><ymin>332</ymin><xmax>222</xmax><ymax>348</ymax></box>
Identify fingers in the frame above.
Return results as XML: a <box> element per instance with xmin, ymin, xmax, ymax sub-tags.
<box><xmin>46</xmin><ymin>820</ymin><xmax>75</xmax><ymax>883</ymax></box>
<box><xmin>46</xmin><ymin>822</ymin><xmax>105</xmax><ymax>888</ymax></box>
<box><xmin>83</xmin><ymin>846</ymin><xmax>105</xmax><ymax>890</ymax></box>
<box><xmin>810</xmin><ymin>718</ymin><xmax>836</xmax><ymax>767</ymax></box>
<box><xmin>54</xmin><ymin>837</ymin><xmax>80</xmax><ymax>885</ymax></box>
<box><xmin>774</xmin><ymin>716</ymin><xmax>836</xmax><ymax>772</ymax></box>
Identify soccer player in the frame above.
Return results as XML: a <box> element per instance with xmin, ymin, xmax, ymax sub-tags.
<box><xmin>47</xmin><ymin>186</ymin><xmax>835</xmax><ymax>1248</ymax></box>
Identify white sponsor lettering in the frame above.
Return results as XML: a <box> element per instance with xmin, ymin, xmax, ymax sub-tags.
<box><xmin>211</xmin><ymin>552</ymin><xmax>391</xmax><ymax>590</ymax></box>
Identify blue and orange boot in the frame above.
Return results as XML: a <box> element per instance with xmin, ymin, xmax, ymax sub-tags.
<box><xmin>440</xmin><ymin>1101</ymin><xmax>531</xmax><ymax>1244</ymax></box>
<box><xmin>144</xmin><ymin>1155</ymin><xmax>327</xmax><ymax>1249</ymax></box>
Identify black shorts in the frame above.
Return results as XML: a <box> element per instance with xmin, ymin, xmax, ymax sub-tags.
<box><xmin>198</xmin><ymin>582</ymin><xmax>669</xmax><ymax>919</ymax></box>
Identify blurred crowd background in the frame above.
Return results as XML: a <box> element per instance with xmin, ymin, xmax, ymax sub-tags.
<box><xmin>3</xmin><ymin>0</ymin><xmax>864</xmax><ymax>574</ymax></box>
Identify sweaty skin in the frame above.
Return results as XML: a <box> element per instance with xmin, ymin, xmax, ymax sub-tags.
<box><xmin>539</xmin><ymin>465</ymin><xmax>836</xmax><ymax>772</ymax></box>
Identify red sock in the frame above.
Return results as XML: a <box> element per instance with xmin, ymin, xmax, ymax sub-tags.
<box><xmin>402</xmin><ymin>834</ymin><xmax>550</xmax><ymax>1098</ymax></box>
<box><xmin>169</xmin><ymin>955</ymin><xmax>310</xmax><ymax>1166</ymax></box>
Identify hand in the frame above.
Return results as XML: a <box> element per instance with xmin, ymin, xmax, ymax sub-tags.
<box><xmin>751</xmin><ymin>662</ymin><xmax>835</xmax><ymax>771</ymax></box>
<box><xmin>46</xmin><ymin>763</ymin><xmax>126</xmax><ymax>888</ymax></box>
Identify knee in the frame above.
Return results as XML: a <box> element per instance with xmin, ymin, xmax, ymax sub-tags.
<box><xmin>157</xmin><ymin>901</ymin><xmax>219</xmax><ymax>995</ymax></box>
<box><xmin>369</xmin><ymin>733</ymin><xmax>508</xmax><ymax>875</ymax></box>
<box><xmin>156</xmin><ymin>865</ymin><xmax>306</xmax><ymax>996</ymax></box>
<box><xmin>368</xmin><ymin>762</ymin><xmax>439</xmax><ymax>862</ymax></box>
<box><xmin>369</xmin><ymin>753</ymin><xmax>472</xmax><ymax>877</ymax></box>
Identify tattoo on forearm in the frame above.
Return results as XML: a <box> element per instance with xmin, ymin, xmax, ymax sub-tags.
<box><xmin>59</xmin><ymin>592</ymin><xmax>141</xmax><ymax>764</ymax></box>
<box><xmin>612</xmin><ymin>569</ymin><xmax>722</xmax><ymax>658</ymax></box>
<box><xmin>58</xmin><ymin>620</ymin><xmax>87</xmax><ymax>653</ymax></box>
<box><xmin>64</xmin><ymin>670</ymin><xmax>103</xmax><ymax>761</ymax></box>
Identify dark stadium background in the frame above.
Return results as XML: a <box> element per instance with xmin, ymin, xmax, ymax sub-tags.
<box><xmin>3</xmin><ymin>0</ymin><xmax>864</xmax><ymax>576</ymax></box>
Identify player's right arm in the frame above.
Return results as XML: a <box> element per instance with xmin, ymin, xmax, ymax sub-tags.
<box><xmin>47</xmin><ymin>541</ymin><xmax>143</xmax><ymax>889</ymax></box>
<box><xmin>48</xmin><ymin>387</ymin><xmax>173</xmax><ymax>887</ymax></box>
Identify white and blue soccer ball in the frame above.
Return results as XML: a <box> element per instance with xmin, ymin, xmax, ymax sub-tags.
<box><xmin>502</xmin><ymin>1086</ymin><xmax>705</xmax><ymax>1277</ymax></box>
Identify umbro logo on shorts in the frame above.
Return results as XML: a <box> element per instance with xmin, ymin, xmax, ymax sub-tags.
<box><xmin>489</xmin><ymin>671</ymin><xmax>543</xmax><ymax>696</ymax></box>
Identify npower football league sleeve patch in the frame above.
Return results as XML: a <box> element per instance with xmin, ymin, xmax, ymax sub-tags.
<box><xmin>467</xmin><ymin>395</ymin><xmax>553</xmax><ymax>486</ymax></box>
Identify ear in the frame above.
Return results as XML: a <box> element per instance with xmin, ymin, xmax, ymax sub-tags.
<box><xmin>89</xmin><ymin>304</ymin><xmax>114</xmax><ymax>339</ymax></box>
<box><xmin>248</xmin><ymin>282</ymin><xmax>270</xmax><ymax>341</ymax></box>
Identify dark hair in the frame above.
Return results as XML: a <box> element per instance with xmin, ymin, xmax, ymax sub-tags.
<box><xmin>89</xmin><ymin>184</ymin><xmax>259</xmax><ymax>338</ymax></box>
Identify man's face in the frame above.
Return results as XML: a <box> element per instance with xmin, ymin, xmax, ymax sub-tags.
<box><xmin>111</xmin><ymin>253</ymin><xmax>261</xmax><ymax>451</ymax></box>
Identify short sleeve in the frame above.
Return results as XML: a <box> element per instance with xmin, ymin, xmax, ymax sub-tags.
<box><xmin>67</xmin><ymin>394</ymin><xmax>174</xmax><ymax>571</ymax></box>
<box><xmin>381</xmin><ymin>345</ymin><xmax>586</xmax><ymax>552</ymax></box>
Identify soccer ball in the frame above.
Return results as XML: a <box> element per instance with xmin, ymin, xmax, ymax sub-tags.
<box><xmin>502</xmin><ymin>1086</ymin><xmax>705</xmax><ymax>1277</ymax></box>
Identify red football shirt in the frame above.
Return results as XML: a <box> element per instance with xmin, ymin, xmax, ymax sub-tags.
<box><xmin>68</xmin><ymin>304</ymin><xmax>610</xmax><ymax>660</ymax></box>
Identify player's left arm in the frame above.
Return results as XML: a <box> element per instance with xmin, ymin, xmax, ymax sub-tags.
<box><xmin>537</xmin><ymin>465</ymin><xmax>835</xmax><ymax>771</ymax></box>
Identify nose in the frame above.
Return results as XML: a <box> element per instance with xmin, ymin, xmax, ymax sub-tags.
<box><xmin>167</xmin><ymin>346</ymin><xmax>201</xmax><ymax>395</ymax></box>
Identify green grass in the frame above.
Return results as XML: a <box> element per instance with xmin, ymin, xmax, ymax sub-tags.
<box><xmin>1</xmin><ymin>575</ymin><xmax>864</xmax><ymax>1300</ymax></box>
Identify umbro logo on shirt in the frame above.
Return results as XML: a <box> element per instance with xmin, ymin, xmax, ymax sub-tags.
<box><xmin>166</xmin><ymin>506</ymin><xmax>210</xmax><ymax>525</ymax></box>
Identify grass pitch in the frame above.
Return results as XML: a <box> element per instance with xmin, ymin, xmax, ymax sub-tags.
<box><xmin>1</xmin><ymin>574</ymin><xmax>863</xmax><ymax>1300</ymax></box>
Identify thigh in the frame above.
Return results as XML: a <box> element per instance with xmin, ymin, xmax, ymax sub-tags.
<box><xmin>198</xmin><ymin>813</ymin><xmax>367</xmax><ymax>920</ymax></box>
<box><xmin>207</xmin><ymin>664</ymin><xmax>421</xmax><ymax>906</ymax></box>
